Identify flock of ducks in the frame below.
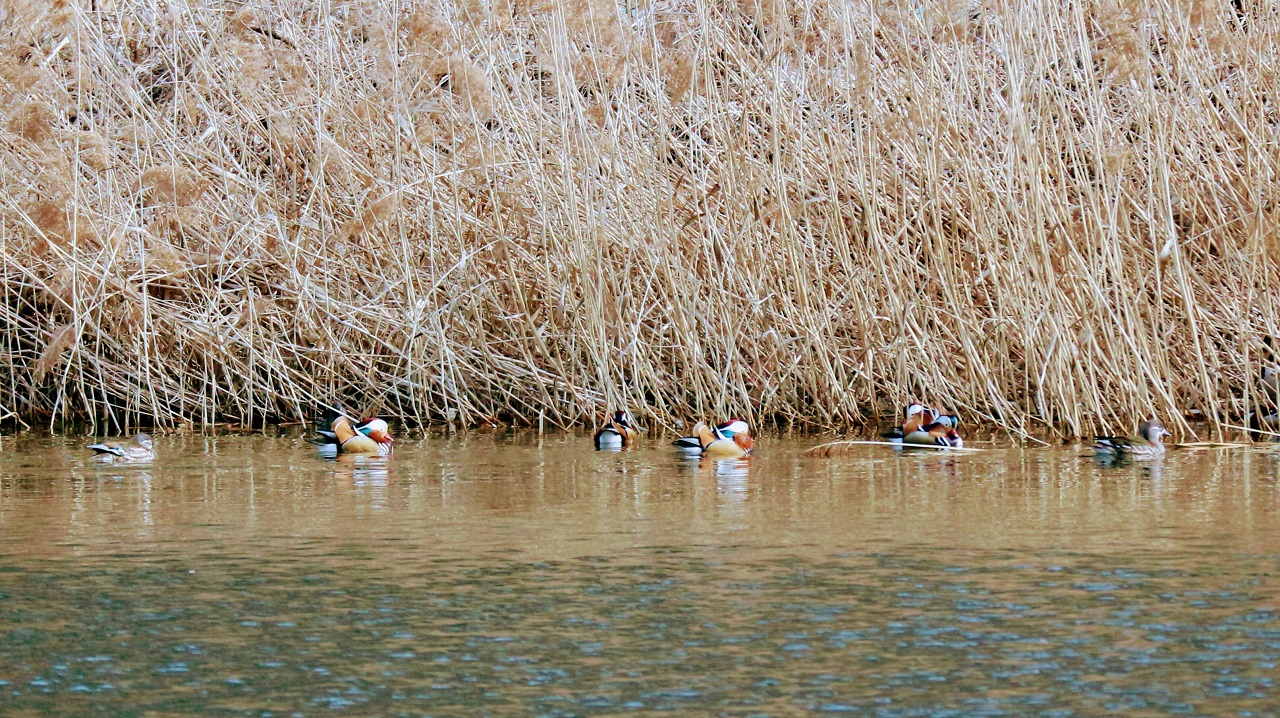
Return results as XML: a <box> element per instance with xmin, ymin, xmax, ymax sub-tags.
<box><xmin>82</xmin><ymin>357</ymin><xmax>1280</xmax><ymax>464</ymax></box>
<box><xmin>76</xmin><ymin>409</ymin><xmax>1172</xmax><ymax>463</ymax></box>
<box><xmin>88</xmin><ymin>404</ymin><xmax>394</xmax><ymax>464</ymax></box>
<box><xmin>594</xmin><ymin>412</ymin><xmax>755</xmax><ymax>458</ymax></box>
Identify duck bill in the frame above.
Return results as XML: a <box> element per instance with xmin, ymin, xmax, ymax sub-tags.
<box><xmin>734</xmin><ymin>434</ymin><xmax>753</xmax><ymax>452</ymax></box>
<box><xmin>368</xmin><ymin>429</ymin><xmax>393</xmax><ymax>445</ymax></box>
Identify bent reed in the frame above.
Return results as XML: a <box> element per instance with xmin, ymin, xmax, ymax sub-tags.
<box><xmin>1</xmin><ymin>0</ymin><xmax>1278</xmax><ymax>438</ymax></box>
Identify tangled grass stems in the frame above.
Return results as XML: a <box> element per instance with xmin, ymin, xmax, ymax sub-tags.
<box><xmin>0</xmin><ymin>0</ymin><xmax>1278</xmax><ymax>438</ymax></box>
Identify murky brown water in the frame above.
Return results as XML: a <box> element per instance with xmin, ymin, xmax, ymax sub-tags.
<box><xmin>2</xmin><ymin>433</ymin><xmax>1280</xmax><ymax>716</ymax></box>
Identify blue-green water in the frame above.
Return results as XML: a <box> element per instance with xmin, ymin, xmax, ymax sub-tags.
<box><xmin>1</xmin><ymin>434</ymin><xmax>1279</xmax><ymax>716</ymax></box>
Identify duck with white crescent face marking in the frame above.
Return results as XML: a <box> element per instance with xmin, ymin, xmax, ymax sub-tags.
<box><xmin>688</xmin><ymin>421</ymin><xmax>753</xmax><ymax>459</ymax></box>
<box><xmin>1092</xmin><ymin>420</ymin><xmax>1170</xmax><ymax>458</ymax></box>
<box><xmin>328</xmin><ymin>414</ymin><xmax>393</xmax><ymax>455</ymax></box>
<box><xmin>308</xmin><ymin>402</ymin><xmax>394</xmax><ymax>456</ymax></box>
<box><xmin>88</xmin><ymin>433</ymin><xmax>155</xmax><ymax>463</ymax></box>
<box><xmin>883</xmin><ymin>404</ymin><xmax>964</xmax><ymax>448</ymax></box>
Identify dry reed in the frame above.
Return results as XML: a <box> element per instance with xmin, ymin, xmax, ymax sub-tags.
<box><xmin>1</xmin><ymin>0</ymin><xmax>1278</xmax><ymax>438</ymax></box>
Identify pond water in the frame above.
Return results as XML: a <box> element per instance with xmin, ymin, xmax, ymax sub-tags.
<box><xmin>1</xmin><ymin>432</ymin><xmax>1279</xmax><ymax>716</ymax></box>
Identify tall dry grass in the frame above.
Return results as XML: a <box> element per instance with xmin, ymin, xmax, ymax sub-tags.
<box><xmin>1</xmin><ymin>0</ymin><xmax>1278</xmax><ymax>438</ymax></box>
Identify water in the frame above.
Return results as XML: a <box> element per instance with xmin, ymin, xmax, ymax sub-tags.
<box><xmin>2</xmin><ymin>433</ymin><xmax>1280</xmax><ymax>716</ymax></box>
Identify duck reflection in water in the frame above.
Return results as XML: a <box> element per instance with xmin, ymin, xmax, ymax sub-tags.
<box><xmin>688</xmin><ymin>456</ymin><xmax>752</xmax><ymax>518</ymax></box>
<box><xmin>326</xmin><ymin>453</ymin><xmax>391</xmax><ymax>489</ymax></box>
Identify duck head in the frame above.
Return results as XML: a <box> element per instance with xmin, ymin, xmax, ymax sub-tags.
<box><xmin>933</xmin><ymin>413</ymin><xmax>958</xmax><ymax>430</ymax></box>
<box><xmin>134</xmin><ymin>433</ymin><xmax>153</xmax><ymax>450</ymax></box>
<box><xmin>1138</xmin><ymin>420</ymin><xmax>1170</xmax><ymax>443</ymax></box>
<box><xmin>718</xmin><ymin>419</ymin><xmax>749</xmax><ymax>437</ymax></box>
<box><xmin>363</xmin><ymin>418</ymin><xmax>393</xmax><ymax>446</ymax></box>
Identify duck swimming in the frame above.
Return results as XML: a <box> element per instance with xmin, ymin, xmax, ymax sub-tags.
<box><xmin>329</xmin><ymin>414</ymin><xmax>393</xmax><ymax>455</ymax></box>
<box><xmin>595</xmin><ymin>410</ymin><xmax>638</xmax><ymax>450</ymax></box>
<box><xmin>687</xmin><ymin>421</ymin><xmax>753</xmax><ymax>459</ymax></box>
<box><xmin>673</xmin><ymin>419</ymin><xmax>749</xmax><ymax>453</ymax></box>
<box><xmin>886</xmin><ymin>402</ymin><xmax>963</xmax><ymax>448</ymax></box>
<box><xmin>309</xmin><ymin>401</ymin><xmax>394</xmax><ymax>456</ymax></box>
<box><xmin>88</xmin><ymin>433</ymin><xmax>155</xmax><ymax>463</ymax></box>
<box><xmin>1093</xmin><ymin>420</ymin><xmax>1170</xmax><ymax>458</ymax></box>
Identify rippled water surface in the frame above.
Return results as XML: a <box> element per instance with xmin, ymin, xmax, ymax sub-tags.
<box><xmin>2</xmin><ymin>432</ymin><xmax>1280</xmax><ymax>716</ymax></box>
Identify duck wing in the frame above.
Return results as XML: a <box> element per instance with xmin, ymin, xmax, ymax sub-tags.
<box><xmin>88</xmin><ymin>443</ymin><xmax>124</xmax><ymax>457</ymax></box>
<box><xmin>671</xmin><ymin>436</ymin><xmax>702</xmax><ymax>449</ymax></box>
<box><xmin>1092</xmin><ymin>436</ymin><xmax>1148</xmax><ymax>454</ymax></box>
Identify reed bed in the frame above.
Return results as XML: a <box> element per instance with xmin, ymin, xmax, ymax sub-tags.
<box><xmin>1</xmin><ymin>0</ymin><xmax>1278</xmax><ymax>438</ymax></box>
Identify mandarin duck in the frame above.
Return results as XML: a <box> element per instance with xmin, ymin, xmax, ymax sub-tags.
<box><xmin>1093</xmin><ymin>420</ymin><xmax>1170</xmax><ymax>458</ymax></box>
<box><xmin>595</xmin><ymin>410</ymin><xmax>639</xmax><ymax>450</ymax></box>
<box><xmin>88</xmin><ymin>433</ymin><xmax>155</xmax><ymax>463</ymax></box>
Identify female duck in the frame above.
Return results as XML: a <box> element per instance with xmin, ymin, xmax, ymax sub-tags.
<box><xmin>1093</xmin><ymin>420</ymin><xmax>1170</xmax><ymax>458</ymax></box>
<box><xmin>595</xmin><ymin>410</ymin><xmax>638</xmax><ymax>450</ymax></box>
<box><xmin>89</xmin><ymin>433</ymin><xmax>155</xmax><ymax>463</ymax></box>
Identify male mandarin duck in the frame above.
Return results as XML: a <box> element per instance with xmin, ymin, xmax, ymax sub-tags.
<box><xmin>88</xmin><ymin>433</ymin><xmax>155</xmax><ymax>463</ymax></box>
<box><xmin>673</xmin><ymin>419</ymin><xmax>749</xmax><ymax>453</ymax></box>
<box><xmin>1093</xmin><ymin>420</ymin><xmax>1170</xmax><ymax>458</ymax></box>
<box><xmin>594</xmin><ymin>410</ymin><xmax>639</xmax><ymax>450</ymax></box>
<box><xmin>690</xmin><ymin>421</ymin><xmax>753</xmax><ymax>459</ymax></box>
<box><xmin>882</xmin><ymin>401</ymin><xmax>964</xmax><ymax>448</ymax></box>
<box><xmin>309</xmin><ymin>402</ymin><xmax>393</xmax><ymax>455</ymax></box>
<box><xmin>329</xmin><ymin>415</ymin><xmax>393</xmax><ymax>455</ymax></box>
<box><xmin>309</xmin><ymin>401</ymin><xmax>394</xmax><ymax>455</ymax></box>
